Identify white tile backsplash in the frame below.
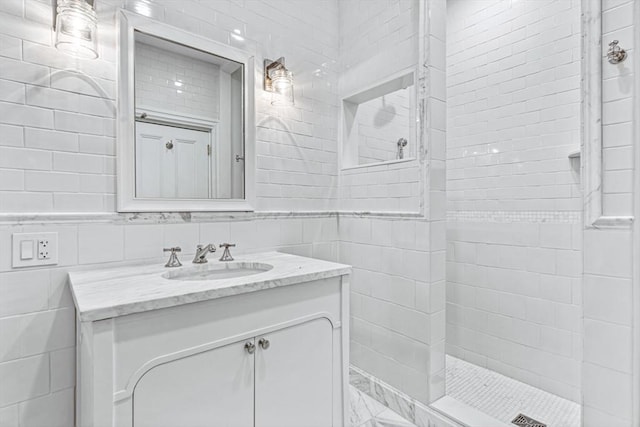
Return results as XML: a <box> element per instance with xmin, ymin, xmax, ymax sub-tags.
<box><xmin>0</xmin><ymin>354</ymin><xmax>49</xmax><ymax>407</ymax></box>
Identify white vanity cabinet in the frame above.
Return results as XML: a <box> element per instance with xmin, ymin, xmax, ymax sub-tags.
<box><xmin>133</xmin><ymin>338</ymin><xmax>255</xmax><ymax>427</ymax></box>
<box><xmin>133</xmin><ymin>318</ymin><xmax>333</xmax><ymax>427</ymax></box>
<box><xmin>70</xmin><ymin>252</ymin><xmax>350</xmax><ymax>427</ymax></box>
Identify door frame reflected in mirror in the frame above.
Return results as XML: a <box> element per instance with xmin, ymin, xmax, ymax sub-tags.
<box><xmin>117</xmin><ymin>10</ymin><xmax>256</xmax><ymax>212</ymax></box>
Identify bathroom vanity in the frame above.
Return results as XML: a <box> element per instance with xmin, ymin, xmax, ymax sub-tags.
<box><xmin>69</xmin><ymin>252</ymin><xmax>351</xmax><ymax>427</ymax></box>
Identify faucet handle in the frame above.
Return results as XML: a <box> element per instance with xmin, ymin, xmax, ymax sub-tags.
<box><xmin>219</xmin><ymin>243</ymin><xmax>235</xmax><ymax>261</ymax></box>
<box><xmin>163</xmin><ymin>247</ymin><xmax>182</xmax><ymax>268</ymax></box>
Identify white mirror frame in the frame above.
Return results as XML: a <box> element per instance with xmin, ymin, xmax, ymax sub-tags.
<box><xmin>117</xmin><ymin>10</ymin><xmax>256</xmax><ymax>212</ymax></box>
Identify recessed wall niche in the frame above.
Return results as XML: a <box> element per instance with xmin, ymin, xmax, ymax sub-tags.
<box><xmin>341</xmin><ymin>71</ymin><xmax>416</xmax><ymax>169</ymax></box>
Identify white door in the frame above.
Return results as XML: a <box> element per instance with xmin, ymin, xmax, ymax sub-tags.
<box><xmin>255</xmin><ymin>319</ymin><xmax>334</xmax><ymax>427</ymax></box>
<box><xmin>133</xmin><ymin>340</ymin><xmax>254</xmax><ymax>427</ymax></box>
<box><xmin>135</xmin><ymin>122</ymin><xmax>211</xmax><ymax>199</ymax></box>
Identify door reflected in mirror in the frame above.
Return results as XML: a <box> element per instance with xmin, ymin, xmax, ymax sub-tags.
<box><xmin>134</xmin><ymin>31</ymin><xmax>245</xmax><ymax>200</ymax></box>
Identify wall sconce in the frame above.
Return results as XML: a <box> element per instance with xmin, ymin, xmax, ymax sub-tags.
<box><xmin>54</xmin><ymin>0</ymin><xmax>99</xmax><ymax>59</ymax></box>
<box><xmin>264</xmin><ymin>57</ymin><xmax>294</xmax><ymax>106</ymax></box>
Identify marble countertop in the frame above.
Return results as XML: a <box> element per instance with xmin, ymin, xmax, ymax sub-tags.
<box><xmin>69</xmin><ymin>251</ymin><xmax>351</xmax><ymax>322</ymax></box>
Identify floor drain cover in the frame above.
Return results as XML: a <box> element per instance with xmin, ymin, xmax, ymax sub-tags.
<box><xmin>512</xmin><ymin>413</ymin><xmax>547</xmax><ymax>427</ymax></box>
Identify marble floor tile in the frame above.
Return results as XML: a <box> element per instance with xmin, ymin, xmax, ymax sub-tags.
<box><xmin>350</xmin><ymin>386</ymin><xmax>417</xmax><ymax>427</ymax></box>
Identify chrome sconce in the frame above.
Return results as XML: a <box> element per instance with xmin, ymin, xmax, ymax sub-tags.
<box><xmin>54</xmin><ymin>0</ymin><xmax>99</xmax><ymax>59</ymax></box>
<box><xmin>264</xmin><ymin>57</ymin><xmax>294</xmax><ymax>106</ymax></box>
<box><xmin>607</xmin><ymin>40</ymin><xmax>627</xmax><ymax>64</ymax></box>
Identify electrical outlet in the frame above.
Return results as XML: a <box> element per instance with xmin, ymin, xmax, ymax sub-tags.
<box><xmin>12</xmin><ymin>232</ymin><xmax>58</xmax><ymax>268</ymax></box>
<box><xmin>38</xmin><ymin>239</ymin><xmax>50</xmax><ymax>260</ymax></box>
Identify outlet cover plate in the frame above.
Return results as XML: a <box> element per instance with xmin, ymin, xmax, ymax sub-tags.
<box><xmin>12</xmin><ymin>232</ymin><xmax>59</xmax><ymax>268</ymax></box>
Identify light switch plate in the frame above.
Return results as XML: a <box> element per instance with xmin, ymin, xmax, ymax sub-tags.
<box><xmin>12</xmin><ymin>232</ymin><xmax>59</xmax><ymax>268</ymax></box>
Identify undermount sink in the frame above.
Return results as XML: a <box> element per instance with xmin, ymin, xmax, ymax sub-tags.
<box><xmin>162</xmin><ymin>262</ymin><xmax>273</xmax><ymax>281</ymax></box>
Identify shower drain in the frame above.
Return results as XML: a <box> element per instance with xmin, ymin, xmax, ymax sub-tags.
<box><xmin>511</xmin><ymin>413</ymin><xmax>547</xmax><ymax>427</ymax></box>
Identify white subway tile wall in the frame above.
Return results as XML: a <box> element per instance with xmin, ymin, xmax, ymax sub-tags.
<box><xmin>445</xmin><ymin>219</ymin><xmax>583</xmax><ymax>402</ymax></box>
<box><xmin>338</xmin><ymin>0</ymin><xmax>423</xmax><ymax>213</ymax></box>
<box><xmin>601</xmin><ymin>0</ymin><xmax>635</xmax><ymax>216</ymax></box>
<box><xmin>446</xmin><ymin>0</ymin><xmax>584</xmax><ymax>404</ymax></box>
<box><xmin>338</xmin><ymin>0</ymin><xmax>448</xmax><ymax>406</ymax></box>
<box><xmin>447</xmin><ymin>0</ymin><xmax>582</xmax><ymax>212</ymax></box>
<box><xmin>135</xmin><ymin>41</ymin><xmax>221</xmax><ymax>120</ymax></box>
<box><xmin>581</xmin><ymin>0</ymin><xmax>636</xmax><ymax>425</ymax></box>
<box><xmin>344</xmin><ymin>216</ymin><xmax>440</xmax><ymax>404</ymax></box>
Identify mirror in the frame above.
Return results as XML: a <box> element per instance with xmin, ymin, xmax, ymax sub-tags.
<box><xmin>134</xmin><ymin>32</ymin><xmax>244</xmax><ymax>199</ymax></box>
<box><xmin>118</xmin><ymin>11</ymin><xmax>255</xmax><ymax>212</ymax></box>
<box><xmin>342</xmin><ymin>71</ymin><xmax>416</xmax><ymax>168</ymax></box>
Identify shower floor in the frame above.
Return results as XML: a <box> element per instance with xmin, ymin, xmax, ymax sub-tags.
<box><xmin>445</xmin><ymin>355</ymin><xmax>580</xmax><ymax>427</ymax></box>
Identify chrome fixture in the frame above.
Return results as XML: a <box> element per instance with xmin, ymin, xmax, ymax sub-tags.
<box><xmin>396</xmin><ymin>138</ymin><xmax>408</xmax><ymax>159</ymax></box>
<box><xmin>264</xmin><ymin>57</ymin><xmax>294</xmax><ymax>106</ymax></box>
<box><xmin>219</xmin><ymin>243</ymin><xmax>236</xmax><ymax>261</ymax></box>
<box><xmin>193</xmin><ymin>244</ymin><xmax>216</xmax><ymax>264</ymax></box>
<box><xmin>235</xmin><ymin>154</ymin><xmax>245</xmax><ymax>162</ymax></box>
<box><xmin>244</xmin><ymin>341</ymin><xmax>255</xmax><ymax>354</ymax></box>
<box><xmin>54</xmin><ymin>0</ymin><xmax>99</xmax><ymax>59</ymax></box>
<box><xmin>258</xmin><ymin>338</ymin><xmax>270</xmax><ymax>350</ymax></box>
<box><xmin>512</xmin><ymin>413</ymin><xmax>547</xmax><ymax>427</ymax></box>
<box><xmin>607</xmin><ymin>40</ymin><xmax>627</xmax><ymax>64</ymax></box>
<box><xmin>163</xmin><ymin>247</ymin><xmax>182</xmax><ymax>268</ymax></box>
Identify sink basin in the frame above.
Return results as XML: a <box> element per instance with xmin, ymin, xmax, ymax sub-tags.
<box><xmin>162</xmin><ymin>262</ymin><xmax>273</xmax><ymax>281</ymax></box>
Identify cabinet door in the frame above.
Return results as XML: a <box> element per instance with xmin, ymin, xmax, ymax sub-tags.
<box><xmin>133</xmin><ymin>340</ymin><xmax>254</xmax><ymax>427</ymax></box>
<box><xmin>255</xmin><ymin>318</ymin><xmax>333</xmax><ymax>427</ymax></box>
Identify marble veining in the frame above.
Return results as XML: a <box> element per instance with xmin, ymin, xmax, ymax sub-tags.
<box><xmin>0</xmin><ymin>210</ymin><xmax>422</xmax><ymax>226</ymax></box>
<box><xmin>69</xmin><ymin>251</ymin><xmax>350</xmax><ymax>322</ymax></box>
<box><xmin>350</xmin><ymin>367</ymin><xmax>456</xmax><ymax>427</ymax></box>
<box><xmin>350</xmin><ymin>386</ymin><xmax>417</xmax><ymax>427</ymax></box>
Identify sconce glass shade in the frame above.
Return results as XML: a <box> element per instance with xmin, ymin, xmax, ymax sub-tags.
<box><xmin>268</xmin><ymin>67</ymin><xmax>294</xmax><ymax>106</ymax></box>
<box><xmin>55</xmin><ymin>0</ymin><xmax>98</xmax><ymax>59</ymax></box>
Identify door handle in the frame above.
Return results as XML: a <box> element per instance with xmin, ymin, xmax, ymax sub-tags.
<box><xmin>244</xmin><ymin>342</ymin><xmax>255</xmax><ymax>354</ymax></box>
<box><xmin>258</xmin><ymin>338</ymin><xmax>270</xmax><ymax>350</ymax></box>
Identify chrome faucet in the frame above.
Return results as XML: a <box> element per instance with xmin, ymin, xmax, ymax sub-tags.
<box><xmin>396</xmin><ymin>138</ymin><xmax>408</xmax><ymax>159</ymax></box>
<box><xmin>193</xmin><ymin>244</ymin><xmax>216</xmax><ymax>264</ymax></box>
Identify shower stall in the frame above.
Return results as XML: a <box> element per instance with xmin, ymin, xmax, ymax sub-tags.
<box><xmin>441</xmin><ymin>0</ymin><xmax>583</xmax><ymax>425</ymax></box>
<box><xmin>342</xmin><ymin>0</ymin><xmax>635</xmax><ymax>425</ymax></box>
